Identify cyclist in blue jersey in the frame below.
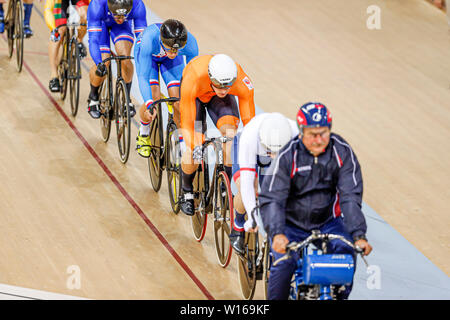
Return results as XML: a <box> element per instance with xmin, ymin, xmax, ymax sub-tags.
<box><xmin>134</xmin><ymin>19</ymin><xmax>199</xmax><ymax>158</ymax></box>
<box><xmin>86</xmin><ymin>0</ymin><xmax>147</xmax><ymax>119</ymax></box>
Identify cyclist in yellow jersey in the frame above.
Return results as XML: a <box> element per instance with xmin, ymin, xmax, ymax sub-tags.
<box><xmin>44</xmin><ymin>0</ymin><xmax>89</xmax><ymax>92</ymax></box>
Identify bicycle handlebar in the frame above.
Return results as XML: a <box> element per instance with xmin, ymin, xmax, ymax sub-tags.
<box><xmin>202</xmin><ymin>136</ymin><xmax>233</xmax><ymax>150</ymax></box>
<box><xmin>101</xmin><ymin>55</ymin><xmax>134</xmax><ymax>64</ymax></box>
<box><xmin>272</xmin><ymin>231</ymin><xmax>367</xmax><ymax>267</ymax></box>
<box><xmin>148</xmin><ymin>97</ymin><xmax>180</xmax><ymax>113</ymax></box>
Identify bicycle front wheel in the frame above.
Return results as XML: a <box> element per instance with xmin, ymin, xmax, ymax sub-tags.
<box><xmin>237</xmin><ymin>232</ymin><xmax>258</xmax><ymax>300</ymax></box>
<box><xmin>115</xmin><ymin>79</ymin><xmax>131</xmax><ymax>164</ymax></box>
<box><xmin>148</xmin><ymin>103</ymin><xmax>163</xmax><ymax>191</ymax></box>
<box><xmin>99</xmin><ymin>73</ymin><xmax>112</xmax><ymax>142</ymax></box>
<box><xmin>166</xmin><ymin>121</ymin><xmax>181</xmax><ymax>213</ymax></box>
<box><xmin>213</xmin><ymin>170</ymin><xmax>233</xmax><ymax>268</ymax></box>
<box><xmin>14</xmin><ymin>0</ymin><xmax>24</xmax><ymax>72</ymax></box>
<box><xmin>262</xmin><ymin>240</ymin><xmax>272</xmax><ymax>300</ymax></box>
<box><xmin>191</xmin><ymin>165</ymin><xmax>207</xmax><ymax>242</ymax></box>
<box><xmin>58</xmin><ymin>30</ymin><xmax>69</xmax><ymax>101</ymax></box>
<box><xmin>6</xmin><ymin>3</ymin><xmax>14</xmax><ymax>58</ymax></box>
<box><xmin>69</xmin><ymin>38</ymin><xmax>81</xmax><ymax>116</ymax></box>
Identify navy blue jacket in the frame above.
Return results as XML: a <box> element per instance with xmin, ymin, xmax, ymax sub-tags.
<box><xmin>259</xmin><ymin>133</ymin><xmax>367</xmax><ymax>241</ymax></box>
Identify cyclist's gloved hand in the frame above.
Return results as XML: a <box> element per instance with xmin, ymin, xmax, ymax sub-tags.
<box><xmin>50</xmin><ymin>28</ymin><xmax>60</xmax><ymax>42</ymax></box>
<box><xmin>192</xmin><ymin>145</ymin><xmax>203</xmax><ymax>161</ymax></box>
<box><xmin>95</xmin><ymin>62</ymin><xmax>107</xmax><ymax>77</ymax></box>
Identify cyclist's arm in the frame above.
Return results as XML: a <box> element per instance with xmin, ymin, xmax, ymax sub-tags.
<box><xmin>182</xmin><ymin>32</ymin><xmax>199</xmax><ymax>64</ymax></box>
<box><xmin>259</xmin><ymin>143</ymin><xmax>294</xmax><ymax>239</ymax></box>
<box><xmin>87</xmin><ymin>1</ymin><xmax>104</xmax><ymax>65</ymax></box>
<box><xmin>235</xmin><ymin>67</ymin><xmax>255</xmax><ymax>126</ymax></box>
<box><xmin>131</xmin><ymin>0</ymin><xmax>147</xmax><ymax>39</ymax></box>
<box><xmin>238</xmin><ymin>125</ymin><xmax>259</xmax><ymax>215</ymax></box>
<box><xmin>44</xmin><ymin>0</ymin><xmax>56</xmax><ymax>31</ymax></box>
<box><xmin>136</xmin><ymin>32</ymin><xmax>156</xmax><ymax>109</ymax></box>
<box><xmin>332</xmin><ymin>136</ymin><xmax>367</xmax><ymax>241</ymax></box>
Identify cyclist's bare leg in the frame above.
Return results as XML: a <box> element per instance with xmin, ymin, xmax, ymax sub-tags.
<box><xmin>48</xmin><ymin>26</ymin><xmax>66</xmax><ymax>79</ymax></box>
<box><xmin>88</xmin><ymin>52</ymin><xmax>111</xmax><ymax>99</ymax></box>
<box><xmin>218</xmin><ymin>123</ymin><xmax>237</xmax><ymax>168</ymax></box>
<box><xmin>138</xmin><ymin>86</ymin><xmax>161</xmax><ymax>136</ymax></box>
<box><xmin>233</xmin><ymin>176</ymin><xmax>259</xmax><ymax>233</ymax></box>
<box><xmin>114</xmin><ymin>40</ymin><xmax>133</xmax><ymax>83</ymax></box>
<box><xmin>76</xmin><ymin>5</ymin><xmax>87</xmax><ymax>42</ymax></box>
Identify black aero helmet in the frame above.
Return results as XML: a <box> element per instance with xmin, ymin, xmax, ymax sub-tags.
<box><xmin>160</xmin><ymin>19</ymin><xmax>188</xmax><ymax>49</ymax></box>
<box><xmin>107</xmin><ymin>0</ymin><xmax>133</xmax><ymax>16</ymax></box>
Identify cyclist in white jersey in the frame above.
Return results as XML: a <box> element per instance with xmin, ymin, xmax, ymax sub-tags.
<box><xmin>230</xmin><ymin>112</ymin><xmax>299</xmax><ymax>255</ymax></box>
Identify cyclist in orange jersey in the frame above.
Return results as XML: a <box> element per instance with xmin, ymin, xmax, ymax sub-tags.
<box><xmin>178</xmin><ymin>53</ymin><xmax>255</xmax><ymax>216</ymax></box>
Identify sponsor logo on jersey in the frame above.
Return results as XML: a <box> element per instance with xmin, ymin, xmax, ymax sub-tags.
<box><xmin>242</xmin><ymin>76</ymin><xmax>254</xmax><ymax>90</ymax></box>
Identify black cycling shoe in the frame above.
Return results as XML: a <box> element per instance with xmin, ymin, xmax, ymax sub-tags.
<box><xmin>87</xmin><ymin>100</ymin><xmax>101</xmax><ymax>119</ymax></box>
<box><xmin>77</xmin><ymin>42</ymin><xmax>87</xmax><ymax>59</ymax></box>
<box><xmin>180</xmin><ymin>192</ymin><xmax>195</xmax><ymax>216</ymax></box>
<box><xmin>229</xmin><ymin>228</ymin><xmax>245</xmax><ymax>256</ymax></box>
<box><xmin>49</xmin><ymin>78</ymin><xmax>61</xmax><ymax>92</ymax></box>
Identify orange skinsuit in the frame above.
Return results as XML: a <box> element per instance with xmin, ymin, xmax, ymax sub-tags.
<box><xmin>180</xmin><ymin>55</ymin><xmax>256</xmax><ymax>151</ymax></box>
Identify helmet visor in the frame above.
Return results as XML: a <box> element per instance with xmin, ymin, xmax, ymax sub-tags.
<box><xmin>111</xmin><ymin>8</ymin><xmax>130</xmax><ymax>18</ymax></box>
<box><xmin>210</xmin><ymin>76</ymin><xmax>236</xmax><ymax>89</ymax></box>
<box><xmin>160</xmin><ymin>37</ymin><xmax>187</xmax><ymax>51</ymax></box>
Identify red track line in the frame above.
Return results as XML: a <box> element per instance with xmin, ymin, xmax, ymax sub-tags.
<box><xmin>18</xmin><ymin>57</ymin><xmax>215</xmax><ymax>300</ymax></box>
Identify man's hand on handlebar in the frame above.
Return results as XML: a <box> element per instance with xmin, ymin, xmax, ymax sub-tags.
<box><xmin>192</xmin><ymin>145</ymin><xmax>203</xmax><ymax>161</ymax></box>
<box><xmin>272</xmin><ymin>234</ymin><xmax>290</xmax><ymax>254</ymax></box>
<box><xmin>95</xmin><ymin>62</ymin><xmax>107</xmax><ymax>77</ymax></box>
<box><xmin>143</xmin><ymin>104</ymin><xmax>157</xmax><ymax>123</ymax></box>
<box><xmin>355</xmin><ymin>239</ymin><xmax>372</xmax><ymax>256</ymax></box>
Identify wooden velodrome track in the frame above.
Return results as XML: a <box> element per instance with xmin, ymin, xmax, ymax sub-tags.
<box><xmin>0</xmin><ymin>0</ymin><xmax>449</xmax><ymax>299</ymax></box>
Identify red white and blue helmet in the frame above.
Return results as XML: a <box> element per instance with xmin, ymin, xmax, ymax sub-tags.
<box><xmin>296</xmin><ymin>102</ymin><xmax>332</xmax><ymax>134</ymax></box>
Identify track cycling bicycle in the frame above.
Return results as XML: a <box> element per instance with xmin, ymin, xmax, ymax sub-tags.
<box><xmin>189</xmin><ymin>131</ymin><xmax>234</xmax><ymax>268</ymax></box>
<box><xmin>236</xmin><ymin>206</ymin><xmax>271</xmax><ymax>300</ymax></box>
<box><xmin>147</xmin><ymin>96</ymin><xmax>182</xmax><ymax>214</ymax></box>
<box><xmin>57</xmin><ymin>17</ymin><xmax>83</xmax><ymax>116</ymax></box>
<box><xmin>97</xmin><ymin>54</ymin><xmax>134</xmax><ymax>164</ymax></box>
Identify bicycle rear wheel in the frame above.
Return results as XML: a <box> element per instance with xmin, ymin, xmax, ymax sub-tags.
<box><xmin>58</xmin><ymin>30</ymin><xmax>69</xmax><ymax>101</ymax></box>
<box><xmin>191</xmin><ymin>164</ymin><xmax>208</xmax><ymax>242</ymax></box>
<box><xmin>99</xmin><ymin>73</ymin><xmax>112</xmax><ymax>142</ymax></box>
<box><xmin>69</xmin><ymin>38</ymin><xmax>81</xmax><ymax>116</ymax></box>
<box><xmin>237</xmin><ymin>232</ymin><xmax>258</xmax><ymax>300</ymax></box>
<box><xmin>166</xmin><ymin>121</ymin><xmax>181</xmax><ymax>213</ymax></box>
<box><xmin>148</xmin><ymin>103</ymin><xmax>164</xmax><ymax>191</ymax></box>
<box><xmin>213</xmin><ymin>170</ymin><xmax>233</xmax><ymax>268</ymax></box>
<box><xmin>115</xmin><ymin>79</ymin><xmax>131</xmax><ymax>164</ymax></box>
<box><xmin>14</xmin><ymin>0</ymin><xmax>23</xmax><ymax>72</ymax></box>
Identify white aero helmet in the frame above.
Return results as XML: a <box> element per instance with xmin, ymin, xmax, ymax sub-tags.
<box><xmin>259</xmin><ymin>113</ymin><xmax>293</xmax><ymax>153</ymax></box>
<box><xmin>208</xmin><ymin>54</ymin><xmax>238</xmax><ymax>88</ymax></box>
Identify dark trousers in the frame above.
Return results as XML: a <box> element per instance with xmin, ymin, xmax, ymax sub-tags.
<box><xmin>268</xmin><ymin>217</ymin><xmax>355</xmax><ymax>300</ymax></box>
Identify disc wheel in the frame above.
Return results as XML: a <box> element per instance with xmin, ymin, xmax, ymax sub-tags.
<box><xmin>190</xmin><ymin>165</ymin><xmax>207</xmax><ymax>242</ymax></box>
<box><xmin>148</xmin><ymin>103</ymin><xmax>163</xmax><ymax>191</ymax></box>
<box><xmin>99</xmin><ymin>74</ymin><xmax>112</xmax><ymax>143</ymax></box>
<box><xmin>166</xmin><ymin>121</ymin><xmax>181</xmax><ymax>214</ymax></box>
<box><xmin>69</xmin><ymin>39</ymin><xmax>81</xmax><ymax>117</ymax></box>
<box><xmin>237</xmin><ymin>232</ymin><xmax>258</xmax><ymax>300</ymax></box>
<box><xmin>115</xmin><ymin>79</ymin><xmax>131</xmax><ymax>164</ymax></box>
<box><xmin>213</xmin><ymin>170</ymin><xmax>233</xmax><ymax>268</ymax></box>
